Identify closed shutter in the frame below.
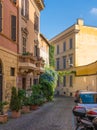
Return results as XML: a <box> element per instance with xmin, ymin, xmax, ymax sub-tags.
<box><xmin>34</xmin><ymin>13</ymin><xmax>39</xmax><ymax>32</ymax></box>
<box><xmin>0</xmin><ymin>3</ymin><xmax>2</xmax><ymax>32</ymax></box>
<box><xmin>26</xmin><ymin>0</ymin><xmax>29</xmax><ymax>19</ymax></box>
<box><xmin>11</xmin><ymin>15</ymin><xmax>16</xmax><ymax>41</ymax></box>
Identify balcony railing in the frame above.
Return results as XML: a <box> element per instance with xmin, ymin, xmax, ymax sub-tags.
<box><xmin>18</xmin><ymin>54</ymin><xmax>45</xmax><ymax>74</ymax></box>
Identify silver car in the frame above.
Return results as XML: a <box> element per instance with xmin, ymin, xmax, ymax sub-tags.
<box><xmin>76</xmin><ymin>91</ymin><xmax>97</xmax><ymax>118</ymax></box>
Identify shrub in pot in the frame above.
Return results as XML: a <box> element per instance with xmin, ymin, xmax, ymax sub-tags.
<box><xmin>0</xmin><ymin>101</ymin><xmax>8</xmax><ymax>123</ymax></box>
<box><xmin>10</xmin><ymin>87</ymin><xmax>21</xmax><ymax>118</ymax></box>
<box><xmin>29</xmin><ymin>94</ymin><xmax>40</xmax><ymax>110</ymax></box>
<box><xmin>22</xmin><ymin>97</ymin><xmax>30</xmax><ymax>113</ymax></box>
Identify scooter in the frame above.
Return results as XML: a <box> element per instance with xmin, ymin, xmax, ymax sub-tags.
<box><xmin>72</xmin><ymin>106</ymin><xmax>97</xmax><ymax>130</ymax></box>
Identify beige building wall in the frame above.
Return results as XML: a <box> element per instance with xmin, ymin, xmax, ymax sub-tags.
<box><xmin>18</xmin><ymin>0</ymin><xmax>45</xmax><ymax>89</ymax></box>
<box><xmin>39</xmin><ymin>34</ymin><xmax>49</xmax><ymax>67</ymax></box>
<box><xmin>75</xmin><ymin>20</ymin><xmax>97</xmax><ymax>66</ymax></box>
<box><xmin>50</xmin><ymin>18</ymin><xmax>97</xmax><ymax>96</ymax></box>
<box><xmin>0</xmin><ymin>47</ymin><xmax>17</xmax><ymax>102</ymax></box>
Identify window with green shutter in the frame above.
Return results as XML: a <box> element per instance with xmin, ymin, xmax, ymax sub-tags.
<box><xmin>11</xmin><ymin>15</ymin><xmax>16</xmax><ymax>41</ymax></box>
<box><xmin>0</xmin><ymin>2</ymin><xmax>2</xmax><ymax>32</ymax></box>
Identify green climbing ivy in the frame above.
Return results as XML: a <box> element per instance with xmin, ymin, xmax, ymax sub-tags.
<box><xmin>49</xmin><ymin>45</ymin><xmax>55</xmax><ymax>67</ymax></box>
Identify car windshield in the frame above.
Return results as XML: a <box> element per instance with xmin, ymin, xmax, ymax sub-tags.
<box><xmin>79</xmin><ymin>93</ymin><xmax>97</xmax><ymax>104</ymax></box>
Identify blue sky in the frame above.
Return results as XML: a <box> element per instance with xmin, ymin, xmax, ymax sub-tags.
<box><xmin>40</xmin><ymin>0</ymin><xmax>97</xmax><ymax>40</ymax></box>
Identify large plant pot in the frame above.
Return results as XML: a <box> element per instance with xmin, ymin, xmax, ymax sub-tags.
<box><xmin>30</xmin><ymin>105</ymin><xmax>39</xmax><ymax>110</ymax></box>
<box><xmin>22</xmin><ymin>106</ymin><xmax>30</xmax><ymax>113</ymax></box>
<box><xmin>11</xmin><ymin>110</ymin><xmax>21</xmax><ymax>118</ymax></box>
<box><xmin>0</xmin><ymin>114</ymin><xmax>8</xmax><ymax>123</ymax></box>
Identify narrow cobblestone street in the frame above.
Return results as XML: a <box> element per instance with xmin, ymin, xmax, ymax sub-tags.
<box><xmin>0</xmin><ymin>97</ymin><xmax>75</xmax><ymax>130</ymax></box>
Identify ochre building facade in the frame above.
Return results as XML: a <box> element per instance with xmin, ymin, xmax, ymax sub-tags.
<box><xmin>50</xmin><ymin>19</ymin><xmax>97</xmax><ymax>96</ymax></box>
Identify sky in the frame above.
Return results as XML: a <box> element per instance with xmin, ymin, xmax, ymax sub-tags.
<box><xmin>40</xmin><ymin>0</ymin><xmax>97</xmax><ymax>40</ymax></box>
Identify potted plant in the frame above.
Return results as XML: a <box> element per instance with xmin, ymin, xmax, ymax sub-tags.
<box><xmin>10</xmin><ymin>87</ymin><xmax>21</xmax><ymax>118</ymax></box>
<box><xmin>22</xmin><ymin>97</ymin><xmax>30</xmax><ymax>113</ymax></box>
<box><xmin>29</xmin><ymin>94</ymin><xmax>40</xmax><ymax>110</ymax></box>
<box><xmin>0</xmin><ymin>101</ymin><xmax>8</xmax><ymax>123</ymax></box>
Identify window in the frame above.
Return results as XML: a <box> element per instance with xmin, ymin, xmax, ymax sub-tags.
<box><xmin>57</xmin><ymin>76</ymin><xmax>60</xmax><ymax>87</ymax></box>
<box><xmin>21</xmin><ymin>0</ymin><xmax>29</xmax><ymax>19</ymax></box>
<box><xmin>0</xmin><ymin>2</ymin><xmax>2</xmax><ymax>32</ymax></box>
<box><xmin>57</xmin><ymin>45</ymin><xmax>59</xmax><ymax>54</ymax></box>
<box><xmin>22</xmin><ymin>78</ymin><xmax>26</xmax><ymax>89</ymax></box>
<box><xmin>11</xmin><ymin>15</ymin><xmax>16</xmax><ymax>41</ymax></box>
<box><xmin>56</xmin><ymin>58</ymin><xmax>60</xmax><ymax>70</ymax></box>
<box><xmin>63</xmin><ymin>56</ymin><xmax>66</xmax><ymax>69</ymax></box>
<box><xmin>33</xmin><ymin>79</ymin><xmax>38</xmax><ymax>85</ymax></box>
<box><xmin>63</xmin><ymin>42</ymin><xmax>66</xmax><ymax>51</ymax></box>
<box><xmin>34</xmin><ymin>45</ymin><xmax>39</xmax><ymax>57</ymax></box>
<box><xmin>69</xmin><ymin>75</ymin><xmax>73</xmax><ymax>87</ymax></box>
<box><xmin>22</xmin><ymin>37</ymin><xmax>26</xmax><ymax>53</ymax></box>
<box><xmin>10</xmin><ymin>67</ymin><xmax>15</xmax><ymax>76</ymax></box>
<box><xmin>63</xmin><ymin>76</ymin><xmax>66</xmax><ymax>87</ymax></box>
<box><xmin>69</xmin><ymin>38</ymin><xmax>73</xmax><ymax>49</ymax></box>
<box><xmin>34</xmin><ymin>13</ymin><xmax>39</xmax><ymax>32</ymax></box>
<box><xmin>69</xmin><ymin>54</ymin><xmax>73</xmax><ymax>67</ymax></box>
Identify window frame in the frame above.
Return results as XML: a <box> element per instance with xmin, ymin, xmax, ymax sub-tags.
<box><xmin>11</xmin><ymin>15</ymin><xmax>16</xmax><ymax>41</ymax></box>
<box><xmin>69</xmin><ymin>75</ymin><xmax>73</xmax><ymax>87</ymax></box>
<box><xmin>63</xmin><ymin>56</ymin><xmax>66</xmax><ymax>69</ymax></box>
<box><xmin>57</xmin><ymin>45</ymin><xmax>59</xmax><ymax>54</ymax></box>
<box><xmin>56</xmin><ymin>58</ymin><xmax>60</xmax><ymax>70</ymax></box>
<box><xmin>69</xmin><ymin>38</ymin><xmax>73</xmax><ymax>49</ymax></box>
<box><xmin>63</xmin><ymin>41</ymin><xmax>66</xmax><ymax>51</ymax></box>
<box><xmin>10</xmin><ymin>67</ymin><xmax>15</xmax><ymax>76</ymax></box>
<box><xmin>63</xmin><ymin>76</ymin><xmax>66</xmax><ymax>87</ymax></box>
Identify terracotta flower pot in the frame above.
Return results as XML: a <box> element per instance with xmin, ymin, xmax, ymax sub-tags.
<box><xmin>30</xmin><ymin>105</ymin><xmax>39</xmax><ymax>110</ymax></box>
<box><xmin>22</xmin><ymin>106</ymin><xmax>30</xmax><ymax>113</ymax></box>
<box><xmin>11</xmin><ymin>110</ymin><xmax>21</xmax><ymax>118</ymax></box>
<box><xmin>0</xmin><ymin>114</ymin><xmax>8</xmax><ymax>123</ymax></box>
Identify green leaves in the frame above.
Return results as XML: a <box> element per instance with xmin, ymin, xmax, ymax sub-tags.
<box><xmin>10</xmin><ymin>87</ymin><xmax>21</xmax><ymax>112</ymax></box>
<box><xmin>49</xmin><ymin>45</ymin><xmax>55</xmax><ymax>67</ymax></box>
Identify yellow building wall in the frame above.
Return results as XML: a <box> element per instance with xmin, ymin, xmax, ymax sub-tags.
<box><xmin>50</xmin><ymin>19</ymin><xmax>97</xmax><ymax>96</ymax></box>
<box><xmin>75</xmin><ymin>24</ymin><xmax>97</xmax><ymax>66</ymax></box>
<box><xmin>39</xmin><ymin>35</ymin><xmax>49</xmax><ymax>66</ymax></box>
<box><xmin>0</xmin><ymin>47</ymin><xmax>17</xmax><ymax>102</ymax></box>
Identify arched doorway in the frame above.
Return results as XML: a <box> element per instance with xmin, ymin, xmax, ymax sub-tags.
<box><xmin>0</xmin><ymin>62</ymin><xmax>2</xmax><ymax>101</ymax></box>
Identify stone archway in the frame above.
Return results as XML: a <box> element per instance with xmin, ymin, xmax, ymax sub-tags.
<box><xmin>0</xmin><ymin>61</ymin><xmax>2</xmax><ymax>101</ymax></box>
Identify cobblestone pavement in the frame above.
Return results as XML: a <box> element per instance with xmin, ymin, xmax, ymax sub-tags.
<box><xmin>0</xmin><ymin>96</ymin><xmax>75</xmax><ymax>130</ymax></box>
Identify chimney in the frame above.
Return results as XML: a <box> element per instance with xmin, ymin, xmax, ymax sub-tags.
<box><xmin>77</xmin><ymin>18</ymin><xmax>84</xmax><ymax>26</ymax></box>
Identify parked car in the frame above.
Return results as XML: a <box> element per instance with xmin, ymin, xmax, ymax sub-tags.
<box><xmin>74</xmin><ymin>91</ymin><xmax>97</xmax><ymax>119</ymax></box>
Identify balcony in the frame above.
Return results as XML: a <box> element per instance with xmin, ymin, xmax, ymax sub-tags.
<box><xmin>18</xmin><ymin>54</ymin><xmax>45</xmax><ymax>74</ymax></box>
<box><xmin>18</xmin><ymin>54</ymin><xmax>37</xmax><ymax>74</ymax></box>
<box><xmin>35</xmin><ymin>0</ymin><xmax>45</xmax><ymax>11</ymax></box>
<box><xmin>35</xmin><ymin>57</ymin><xmax>45</xmax><ymax>73</ymax></box>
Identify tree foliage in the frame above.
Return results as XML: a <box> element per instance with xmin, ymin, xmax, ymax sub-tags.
<box><xmin>39</xmin><ymin>67</ymin><xmax>58</xmax><ymax>101</ymax></box>
<box><xmin>10</xmin><ymin>87</ymin><xmax>21</xmax><ymax>112</ymax></box>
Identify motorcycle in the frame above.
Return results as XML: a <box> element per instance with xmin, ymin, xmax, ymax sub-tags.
<box><xmin>72</xmin><ymin>106</ymin><xmax>97</xmax><ymax>130</ymax></box>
